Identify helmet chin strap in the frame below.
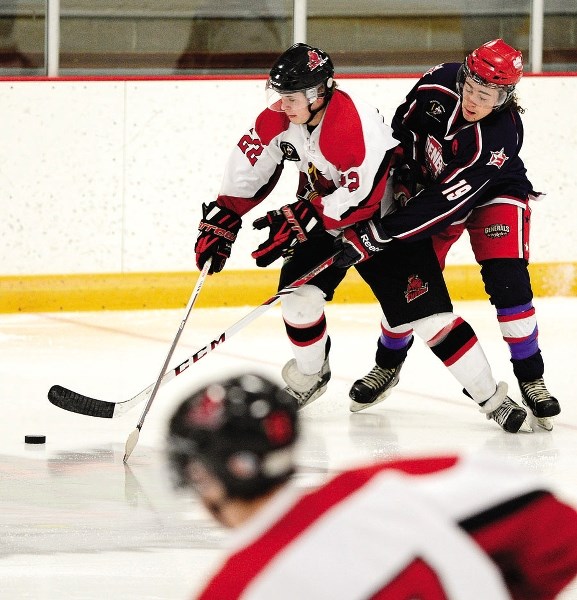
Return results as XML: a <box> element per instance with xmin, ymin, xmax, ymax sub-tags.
<box><xmin>305</xmin><ymin>104</ymin><xmax>322</xmax><ymax>124</ymax></box>
<box><xmin>305</xmin><ymin>96</ymin><xmax>328</xmax><ymax>124</ymax></box>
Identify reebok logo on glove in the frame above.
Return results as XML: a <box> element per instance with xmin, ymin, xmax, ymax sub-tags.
<box><xmin>361</xmin><ymin>233</ymin><xmax>382</xmax><ymax>253</ymax></box>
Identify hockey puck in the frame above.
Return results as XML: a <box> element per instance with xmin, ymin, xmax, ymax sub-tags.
<box><xmin>24</xmin><ymin>435</ymin><xmax>46</xmax><ymax>444</ymax></box>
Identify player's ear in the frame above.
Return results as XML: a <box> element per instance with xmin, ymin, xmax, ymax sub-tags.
<box><xmin>186</xmin><ymin>462</ymin><xmax>225</xmax><ymax>498</ymax></box>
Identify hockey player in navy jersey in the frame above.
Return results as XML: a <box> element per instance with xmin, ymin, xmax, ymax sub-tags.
<box><xmin>166</xmin><ymin>373</ymin><xmax>577</xmax><ymax>600</ymax></box>
<box><xmin>337</xmin><ymin>39</ymin><xmax>560</xmax><ymax>431</ymax></box>
<box><xmin>194</xmin><ymin>42</ymin><xmax>534</xmax><ymax>434</ymax></box>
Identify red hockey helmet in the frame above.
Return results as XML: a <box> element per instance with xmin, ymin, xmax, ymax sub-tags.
<box><xmin>466</xmin><ymin>39</ymin><xmax>523</xmax><ymax>86</ymax></box>
<box><xmin>458</xmin><ymin>39</ymin><xmax>523</xmax><ymax>109</ymax></box>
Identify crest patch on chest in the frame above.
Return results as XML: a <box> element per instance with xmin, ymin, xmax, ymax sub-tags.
<box><xmin>280</xmin><ymin>141</ymin><xmax>301</xmax><ymax>161</ymax></box>
<box><xmin>426</xmin><ymin>100</ymin><xmax>445</xmax><ymax>121</ymax></box>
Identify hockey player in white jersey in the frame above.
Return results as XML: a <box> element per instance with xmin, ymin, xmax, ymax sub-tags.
<box><xmin>194</xmin><ymin>42</ymin><xmax>531</xmax><ymax>433</ymax></box>
<box><xmin>166</xmin><ymin>373</ymin><xmax>577</xmax><ymax>599</ymax></box>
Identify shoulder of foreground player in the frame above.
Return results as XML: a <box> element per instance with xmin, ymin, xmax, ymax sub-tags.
<box><xmin>254</xmin><ymin>108</ymin><xmax>290</xmax><ymax>146</ymax></box>
<box><xmin>319</xmin><ymin>456</ymin><xmax>461</xmax><ymax>492</ymax></box>
<box><xmin>335</xmin><ymin>453</ymin><xmax>547</xmax><ymax>499</ymax></box>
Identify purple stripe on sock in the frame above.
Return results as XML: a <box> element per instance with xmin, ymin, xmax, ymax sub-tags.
<box><xmin>510</xmin><ymin>328</ymin><xmax>539</xmax><ymax>360</ymax></box>
<box><xmin>497</xmin><ymin>302</ymin><xmax>533</xmax><ymax>317</ymax></box>
<box><xmin>379</xmin><ymin>333</ymin><xmax>412</xmax><ymax>351</ymax></box>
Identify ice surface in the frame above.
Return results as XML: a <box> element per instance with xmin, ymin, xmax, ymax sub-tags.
<box><xmin>1</xmin><ymin>298</ymin><xmax>576</xmax><ymax>599</ymax></box>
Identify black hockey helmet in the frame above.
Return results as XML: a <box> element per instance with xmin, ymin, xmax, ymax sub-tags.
<box><xmin>266</xmin><ymin>43</ymin><xmax>335</xmax><ymax>112</ymax></box>
<box><xmin>269</xmin><ymin>43</ymin><xmax>334</xmax><ymax>93</ymax></box>
<box><xmin>166</xmin><ymin>373</ymin><xmax>298</xmax><ymax>500</ymax></box>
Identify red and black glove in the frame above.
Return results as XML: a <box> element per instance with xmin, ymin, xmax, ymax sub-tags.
<box><xmin>333</xmin><ymin>219</ymin><xmax>391</xmax><ymax>269</ymax></box>
<box><xmin>251</xmin><ymin>200</ymin><xmax>322</xmax><ymax>268</ymax></box>
<box><xmin>195</xmin><ymin>201</ymin><xmax>242</xmax><ymax>274</ymax></box>
<box><xmin>392</xmin><ymin>158</ymin><xmax>427</xmax><ymax>207</ymax></box>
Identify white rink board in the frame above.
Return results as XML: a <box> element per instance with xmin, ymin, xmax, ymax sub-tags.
<box><xmin>0</xmin><ymin>75</ymin><xmax>574</xmax><ymax>276</ymax></box>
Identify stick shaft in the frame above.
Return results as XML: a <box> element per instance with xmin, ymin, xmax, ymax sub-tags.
<box><xmin>137</xmin><ymin>258</ymin><xmax>212</xmax><ymax>428</ymax></box>
<box><xmin>123</xmin><ymin>259</ymin><xmax>211</xmax><ymax>462</ymax></box>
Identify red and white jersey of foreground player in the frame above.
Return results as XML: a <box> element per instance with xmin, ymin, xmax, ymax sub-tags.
<box><xmin>195</xmin><ymin>453</ymin><xmax>577</xmax><ymax>600</ymax></box>
<box><xmin>215</xmin><ymin>88</ymin><xmax>398</xmax><ymax>231</ymax></box>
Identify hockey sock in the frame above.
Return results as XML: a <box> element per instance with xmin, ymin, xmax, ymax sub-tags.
<box><xmin>426</xmin><ymin>318</ymin><xmax>496</xmax><ymax>403</ymax></box>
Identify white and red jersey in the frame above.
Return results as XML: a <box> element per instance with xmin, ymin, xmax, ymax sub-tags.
<box><xmin>215</xmin><ymin>88</ymin><xmax>398</xmax><ymax>231</ymax></box>
<box><xmin>195</xmin><ymin>454</ymin><xmax>577</xmax><ymax>599</ymax></box>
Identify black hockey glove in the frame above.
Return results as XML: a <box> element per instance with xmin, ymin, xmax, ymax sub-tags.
<box><xmin>333</xmin><ymin>219</ymin><xmax>392</xmax><ymax>269</ymax></box>
<box><xmin>251</xmin><ymin>200</ymin><xmax>322</xmax><ymax>268</ymax></box>
<box><xmin>195</xmin><ymin>201</ymin><xmax>242</xmax><ymax>274</ymax></box>
<box><xmin>392</xmin><ymin>159</ymin><xmax>426</xmax><ymax>207</ymax></box>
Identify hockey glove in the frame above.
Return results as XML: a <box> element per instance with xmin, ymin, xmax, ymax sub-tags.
<box><xmin>333</xmin><ymin>219</ymin><xmax>392</xmax><ymax>269</ymax></box>
<box><xmin>392</xmin><ymin>159</ymin><xmax>427</xmax><ymax>207</ymax></box>
<box><xmin>195</xmin><ymin>201</ymin><xmax>242</xmax><ymax>274</ymax></box>
<box><xmin>251</xmin><ymin>200</ymin><xmax>322</xmax><ymax>268</ymax></box>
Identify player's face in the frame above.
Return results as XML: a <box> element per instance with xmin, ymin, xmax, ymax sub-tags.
<box><xmin>186</xmin><ymin>462</ymin><xmax>231</xmax><ymax>525</ymax></box>
<box><xmin>279</xmin><ymin>93</ymin><xmax>324</xmax><ymax>125</ymax></box>
<box><xmin>461</xmin><ymin>77</ymin><xmax>501</xmax><ymax>122</ymax></box>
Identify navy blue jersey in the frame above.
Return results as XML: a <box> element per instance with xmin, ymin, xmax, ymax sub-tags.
<box><xmin>383</xmin><ymin>62</ymin><xmax>533</xmax><ymax>241</ymax></box>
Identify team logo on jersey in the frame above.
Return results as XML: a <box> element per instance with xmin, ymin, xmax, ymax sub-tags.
<box><xmin>426</xmin><ymin>100</ymin><xmax>445</xmax><ymax>121</ymax></box>
<box><xmin>484</xmin><ymin>224</ymin><xmax>510</xmax><ymax>238</ymax></box>
<box><xmin>423</xmin><ymin>64</ymin><xmax>443</xmax><ymax>77</ymax></box>
<box><xmin>487</xmin><ymin>148</ymin><xmax>509</xmax><ymax>168</ymax></box>
<box><xmin>280</xmin><ymin>141</ymin><xmax>301</xmax><ymax>161</ymax></box>
<box><xmin>307</xmin><ymin>163</ymin><xmax>336</xmax><ymax>195</ymax></box>
<box><xmin>425</xmin><ymin>135</ymin><xmax>445</xmax><ymax>179</ymax></box>
<box><xmin>404</xmin><ymin>275</ymin><xmax>429</xmax><ymax>303</ymax></box>
<box><xmin>307</xmin><ymin>50</ymin><xmax>328</xmax><ymax>71</ymax></box>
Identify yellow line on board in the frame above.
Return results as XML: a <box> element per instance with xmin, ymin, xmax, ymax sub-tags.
<box><xmin>0</xmin><ymin>263</ymin><xmax>575</xmax><ymax>313</ymax></box>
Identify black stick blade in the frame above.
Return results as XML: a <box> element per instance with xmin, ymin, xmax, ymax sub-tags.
<box><xmin>48</xmin><ymin>385</ymin><xmax>115</xmax><ymax>419</ymax></box>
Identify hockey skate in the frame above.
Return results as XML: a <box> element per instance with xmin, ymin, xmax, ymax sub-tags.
<box><xmin>519</xmin><ymin>378</ymin><xmax>560</xmax><ymax>431</ymax></box>
<box><xmin>479</xmin><ymin>381</ymin><xmax>532</xmax><ymax>433</ymax></box>
<box><xmin>282</xmin><ymin>357</ymin><xmax>331</xmax><ymax>410</ymax></box>
<box><xmin>349</xmin><ymin>362</ymin><xmax>404</xmax><ymax>413</ymax></box>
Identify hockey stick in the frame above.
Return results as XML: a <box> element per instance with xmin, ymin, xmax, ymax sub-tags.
<box><xmin>48</xmin><ymin>251</ymin><xmax>339</xmax><ymax>421</ymax></box>
<box><xmin>122</xmin><ymin>258</ymin><xmax>213</xmax><ymax>462</ymax></box>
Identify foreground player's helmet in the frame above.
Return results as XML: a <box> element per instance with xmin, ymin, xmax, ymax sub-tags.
<box><xmin>266</xmin><ymin>43</ymin><xmax>335</xmax><ymax>111</ymax></box>
<box><xmin>166</xmin><ymin>373</ymin><xmax>298</xmax><ymax>500</ymax></box>
<box><xmin>457</xmin><ymin>39</ymin><xmax>523</xmax><ymax>109</ymax></box>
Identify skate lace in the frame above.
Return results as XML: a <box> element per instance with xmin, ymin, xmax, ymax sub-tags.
<box><xmin>521</xmin><ymin>378</ymin><xmax>549</xmax><ymax>403</ymax></box>
<box><xmin>491</xmin><ymin>398</ymin><xmax>516</xmax><ymax>426</ymax></box>
<box><xmin>284</xmin><ymin>381</ymin><xmax>314</xmax><ymax>405</ymax></box>
<box><xmin>362</xmin><ymin>366</ymin><xmax>395</xmax><ymax>390</ymax></box>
